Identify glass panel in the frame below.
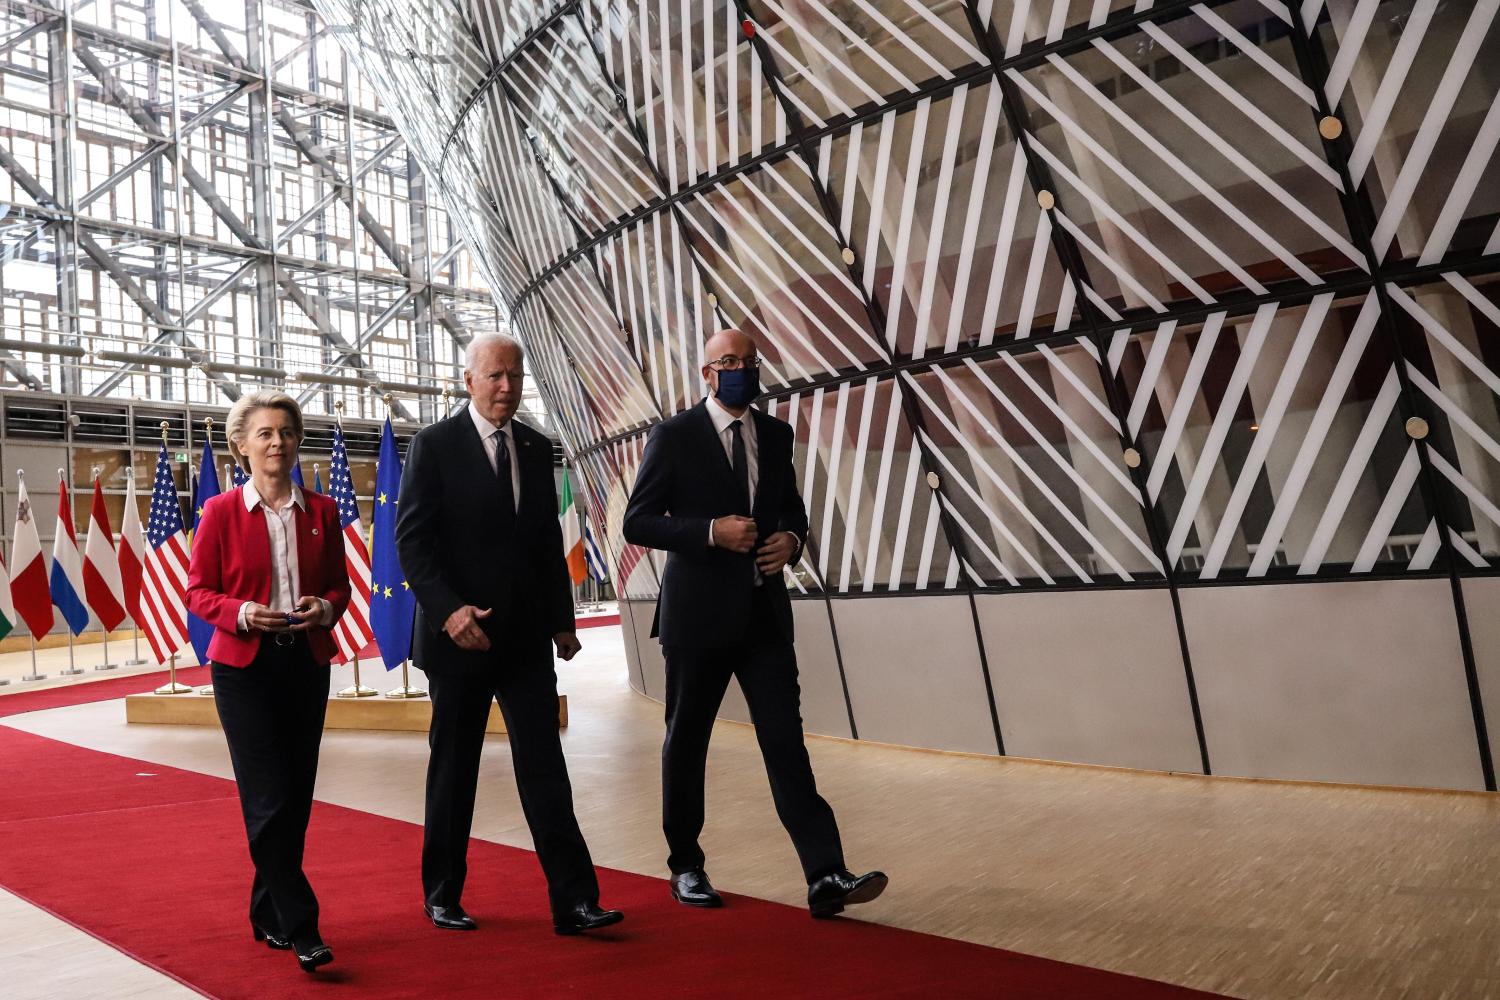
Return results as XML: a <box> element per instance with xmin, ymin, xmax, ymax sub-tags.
<box><xmin>908</xmin><ymin>338</ymin><xmax>1162</xmax><ymax>585</ymax></box>
<box><xmin>1016</xmin><ymin>1</ymin><xmax>1358</xmax><ymax>318</ymax></box>
<box><xmin>1313</xmin><ymin>0</ymin><xmax>1500</xmax><ymax>266</ymax></box>
<box><xmin>1116</xmin><ymin>292</ymin><xmax>1430</xmax><ymax>579</ymax></box>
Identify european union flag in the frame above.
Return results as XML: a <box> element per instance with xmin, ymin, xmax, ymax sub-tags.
<box><xmin>187</xmin><ymin>439</ymin><xmax>220</xmax><ymax>665</ymax></box>
<box><xmin>369</xmin><ymin>418</ymin><xmax>415</xmax><ymax>670</ymax></box>
<box><xmin>313</xmin><ymin>466</ymin><xmax>324</xmax><ymax>494</ymax></box>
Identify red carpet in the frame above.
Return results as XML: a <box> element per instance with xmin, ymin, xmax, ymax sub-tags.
<box><xmin>0</xmin><ymin>679</ymin><xmax>1224</xmax><ymax>998</ymax></box>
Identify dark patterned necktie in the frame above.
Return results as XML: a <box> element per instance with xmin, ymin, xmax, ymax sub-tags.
<box><xmin>494</xmin><ymin>428</ymin><xmax>516</xmax><ymax>517</ymax></box>
<box><xmin>729</xmin><ymin>419</ymin><xmax>750</xmax><ymax>515</ymax></box>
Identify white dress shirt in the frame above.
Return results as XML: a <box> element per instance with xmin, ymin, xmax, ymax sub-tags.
<box><xmin>706</xmin><ymin>396</ymin><xmax>758</xmax><ymax>548</ymax></box>
<box><xmin>469</xmin><ymin>404</ymin><xmax>521</xmax><ymax>512</ymax></box>
<box><xmin>236</xmin><ymin>481</ymin><xmax>333</xmax><ymax>631</ymax></box>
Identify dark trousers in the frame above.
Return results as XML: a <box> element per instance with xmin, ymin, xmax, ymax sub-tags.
<box><xmin>422</xmin><ymin>634</ymin><xmax>598</xmax><ymax>913</ymax></box>
<box><xmin>212</xmin><ymin>638</ymin><xmax>329</xmax><ymax>941</ymax></box>
<box><xmin>663</xmin><ymin>590</ymin><xmax>844</xmax><ymax>882</ymax></box>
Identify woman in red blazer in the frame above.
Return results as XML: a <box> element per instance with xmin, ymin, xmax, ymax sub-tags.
<box><xmin>186</xmin><ymin>390</ymin><xmax>350</xmax><ymax>973</ymax></box>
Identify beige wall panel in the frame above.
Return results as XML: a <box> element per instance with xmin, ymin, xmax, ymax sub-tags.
<box><xmin>1459</xmin><ymin>576</ymin><xmax>1500</xmax><ymax>774</ymax></box>
<box><xmin>975</xmin><ymin>589</ymin><xmax>1203</xmax><ymax>773</ymax></box>
<box><xmin>832</xmin><ymin>595</ymin><xmax>999</xmax><ymax>755</ymax></box>
<box><xmin>1180</xmin><ymin>580</ymin><xmax>1484</xmax><ymax>790</ymax></box>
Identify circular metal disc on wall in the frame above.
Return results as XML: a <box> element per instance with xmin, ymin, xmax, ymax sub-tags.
<box><xmin>1036</xmin><ymin>189</ymin><xmax>1055</xmax><ymax>210</ymax></box>
<box><xmin>1405</xmin><ymin>416</ymin><xmax>1430</xmax><ymax>440</ymax></box>
<box><xmin>1123</xmin><ymin>447</ymin><xmax>1142</xmax><ymax>468</ymax></box>
<box><xmin>1318</xmin><ymin>115</ymin><xmax>1343</xmax><ymax>140</ymax></box>
<box><xmin>926</xmin><ymin>471</ymin><xmax>941</xmax><ymax>489</ymax></box>
<box><xmin>706</xmin><ymin>292</ymin><xmax>717</xmax><ymax>306</ymax></box>
<box><xmin>840</xmin><ymin>247</ymin><xmax>856</xmax><ymax>266</ymax></box>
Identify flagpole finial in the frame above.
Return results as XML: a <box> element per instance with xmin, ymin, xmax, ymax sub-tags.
<box><xmin>15</xmin><ymin>469</ymin><xmax>23</xmax><ymax>480</ymax></box>
<box><xmin>159</xmin><ymin>420</ymin><xmax>170</xmax><ymax>442</ymax></box>
<box><xmin>57</xmin><ymin>467</ymin><xmax>65</xmax><ymax>480</ymax></box>
<box><xmin>91</xmin><ymin>465</ymin><xmax>100</xmax><ymax>478</ymax></box>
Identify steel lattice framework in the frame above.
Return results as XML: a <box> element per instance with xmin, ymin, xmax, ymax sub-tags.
<box><xmin>0</xmin><ymin>0</ymin><xmax>535</xmax><ymax>424</ymax></box>
<box><xmin>317</xmin><ymin>0</ymin><xmax>1500</xmax><ymax>788</ymax></box>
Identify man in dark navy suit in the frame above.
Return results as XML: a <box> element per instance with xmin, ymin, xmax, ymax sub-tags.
<box><xmin>624</xmin><ymin>328</ymin><xmax>886</xmax><ymax>918</ymax></box>
<box><xmin>397</xmin><ymin>333</ymin><xmax>622</xmax><ymax>937</ymax></box>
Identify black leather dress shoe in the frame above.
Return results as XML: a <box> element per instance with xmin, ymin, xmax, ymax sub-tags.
<box><xmin>251</xmin><ymin>923</ymin><xmax>291</xmax><ymax>950</ymax></box>
<box><xmin>552</xmin><ymin>902</ymin><xmax>625</xmax><ymax>936</ymax></box>
<box><xmin>670</xmin><ymin>869</ymin><xmax>723</xmax><ymax>908</ymax></box>
<box><xmin>292</xmin><ymin>934</ymin><xmax>333</xmax><ymax>973</ymax></box>
<box><xmin>424</xmin><ymin>902</ymin><xmax>477</xmax><ymax>931</ymax></box>
<box><xmin>807</xmin><ymin>869</ymin><xmax>889</xmax><ymax>919</ymax></box>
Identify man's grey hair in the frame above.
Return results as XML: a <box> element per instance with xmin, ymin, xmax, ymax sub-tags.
<box><xmin>464</xmin><ymin>332</ymin><xmax>524</xmax><ymax>372</ymax></box>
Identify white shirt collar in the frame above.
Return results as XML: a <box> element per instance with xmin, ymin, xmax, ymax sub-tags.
<box><xmin>242</xmin><ymin>480</ymin><xmax>306</xmax><ymax>512</ymax></box>
<box><xmin>706</xmin><ymin>396</ymin><xmax>755</xmax><ymax>436</ymax></box>
<box><xmin>469</xmin><ymin>403</ymin><xmax>513</xmax><ymax>442</ymax></box>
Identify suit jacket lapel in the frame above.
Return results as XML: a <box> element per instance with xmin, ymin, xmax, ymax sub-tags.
<box><xmin>750</xmin><ymin>407</ymin><xmax>780</xmax><ymax>520</ymax></box>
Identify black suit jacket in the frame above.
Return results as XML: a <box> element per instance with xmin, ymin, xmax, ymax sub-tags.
<box><xmin>396</xmin><ymin>406</ymin><xmax>574</xmax><ymax>675</ymax></box>
<box><xmin>623</xmin><ymin>400</ymin><xmax>808</xmax><ymax>649</ymax></box>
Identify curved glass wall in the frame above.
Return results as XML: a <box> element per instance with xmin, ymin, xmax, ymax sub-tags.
<box><xmin>316</xmin><ymin>0</ymin><xmax>1500</xmax><ymax>791</ymax></box>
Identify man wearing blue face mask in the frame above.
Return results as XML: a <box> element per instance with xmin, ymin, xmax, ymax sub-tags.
<box><xmin>624</xmin><ymin>328</ymin><xmax>887</xmax><ymax>920</ymax></box>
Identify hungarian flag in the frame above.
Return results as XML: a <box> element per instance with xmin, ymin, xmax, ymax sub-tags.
<box><xmin>10</xmin><ymin>477</ymin><xmax>53</xmax><ymax>637</ymax></box>
<box><xmin>118</xmin><ymin>469</ymin><xmax>146</xmax><ymax>626</ymax></box>
<box><xmin>82</xmin><ymin>477</ymin><xmax>127</xmax><ymax>631</ymax></box>
<box><xmin>559</xmin><ymin>468</ymin><xmax>586</xmax><ymax>586</ymax></box>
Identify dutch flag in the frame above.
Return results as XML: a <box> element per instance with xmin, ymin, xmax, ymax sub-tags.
<box><xmin>50</xmin><ymin>472</ymin><xmax>91</xmax><ymax>635</ymax></box>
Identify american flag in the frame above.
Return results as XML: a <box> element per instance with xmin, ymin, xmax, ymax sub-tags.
<box><xmin>141</xmin><ymin>442</ymin><xmax>190</xmax><ymax>665</ymax></box>
<box><xmin>328</xmin><ymin>424</ymin><xmax>374</xmax><ymax>662</ymax></box>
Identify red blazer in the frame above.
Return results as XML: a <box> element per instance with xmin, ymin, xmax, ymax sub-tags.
<box><xmin>186</xmin><ymin>487</ymin><xmax>351</xmax><ymax>668</ymax></box>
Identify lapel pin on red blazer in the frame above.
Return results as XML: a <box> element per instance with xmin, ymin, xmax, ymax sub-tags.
<box><xmin>312</xmin><ymin>527</ymin><xmax>319</xmax><ymax>535</ymax></box>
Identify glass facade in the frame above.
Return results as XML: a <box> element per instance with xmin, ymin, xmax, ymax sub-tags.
<box><xmin>316</xmin><ymin>0</ymin><xmax>1500</xmax><ymax>787</ymax></box>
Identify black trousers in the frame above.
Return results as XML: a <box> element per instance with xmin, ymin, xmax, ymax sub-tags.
<box><xmin>422</xmin><ymin>633</ymin><xmax>598</xmax><ymax>914</ymax></box>
<box><xmin>663</xmin><ymin>588</ymin><xmax>844</xmax><ymax>882</ymax></box>
<box><xmin>212</xmin><ymin>637</ymin><xmax>329</xmax><ymax>941</ymax></box>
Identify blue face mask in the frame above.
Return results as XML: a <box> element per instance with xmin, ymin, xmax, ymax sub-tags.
<box><xmin>714</xmin><ymin>366</ymin><xmax>760</xmax><ymax>408</ymax></box>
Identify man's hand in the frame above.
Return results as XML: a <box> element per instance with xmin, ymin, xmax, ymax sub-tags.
<box><xmin>553</xmin><ymin>632</ymin><xmax>581</xmax><ymax>661</ymax></box>
<box><xmin>244</xmin><ymin>603</ymin><xmax>292</xmax><ymax>633</ymax></box>
<box><xmin>286</xmin><ymin>595</ymin><xmax>324</xmax><ymax>632</ymax></box>
<box><xmin>756</xmin><ymin>531</ymin><xmax>798</xmax><ymax>576</ymax></box>
<box><xmin>712</xmin><ymin>515</ymin><xmax>758</xmax><ymax>553</ymax></box>
<box><xmin>445</xmin><ymin>605</ymin><xmax>493</xmax><ymax>651</ymax></box>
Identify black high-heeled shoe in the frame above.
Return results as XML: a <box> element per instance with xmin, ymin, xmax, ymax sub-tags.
<box><xmin>292</xmin><ymin>935</ymin><xmax>334</xmax><ymax>973</ymax></box>
<box><xmin>251</xmin><ymin>924</ymin><xmax>291</xmax><ymax>950</ymax></box>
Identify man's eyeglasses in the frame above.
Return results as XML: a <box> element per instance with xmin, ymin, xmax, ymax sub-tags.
<box><xmin>707</xmin><ymin>355</ymin><xmax>760</xmax><ymax>372</ymax></box>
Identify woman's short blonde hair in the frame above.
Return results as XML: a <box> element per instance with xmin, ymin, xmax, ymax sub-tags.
<box><xmin>225</xmin><ymin>390</ymin><xmax>304</xmax><ymax>472</ymax></box>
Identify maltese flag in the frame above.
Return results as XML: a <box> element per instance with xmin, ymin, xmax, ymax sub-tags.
<box><xmin>50</xmin><ymin>473</ymin><xmax>90</xmax><ymax>635</ymax></box>
<box><xmin>9</xmin><ymin>477</ymin><xmax>52</xmax><ymax>637</ymax></box>
<box><xmin>83</xmin><ymin>476</ymin><xmax>127</xmax><ymax>631</ymax></box>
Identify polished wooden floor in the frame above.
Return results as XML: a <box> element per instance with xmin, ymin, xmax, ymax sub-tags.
<box><xmin>3</xmin><ymin>624</ymin><xmax>1498</xmax><ymax>999</ymax></box>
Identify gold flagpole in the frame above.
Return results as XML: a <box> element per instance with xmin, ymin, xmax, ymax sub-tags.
<box><xmin>380</xmin><ymin>393</ymin><xmax>426</xmax><ymax>700</ymax></box>
<box><xmin>155</xmin><ymin>421</ymin><xmax>193</xmax><ymax>695</ymax></box>
<box><xmin>335</xmin><ymin>400</ymin><xmax>377</xmax><ymax>698</ymax></box>
<box><xmin>196</xmin><ymin>418</ymin><xmax>216</xmax><ymax>695</ymax></box>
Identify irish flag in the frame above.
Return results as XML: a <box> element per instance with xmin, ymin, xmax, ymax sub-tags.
<box><xmin>560</xmin><ymin>468</ymin><xmax>586</xmax><ymax>586</ymax></box>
